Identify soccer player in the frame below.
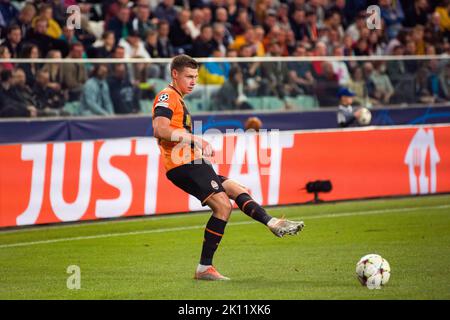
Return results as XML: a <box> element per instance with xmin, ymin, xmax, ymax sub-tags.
<box><xmin>152</xmin><ymin>55</ymin><xmax>305</xmax><ymax>281</ymax></box>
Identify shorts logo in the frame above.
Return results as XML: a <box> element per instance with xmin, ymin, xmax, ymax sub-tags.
<box><xmin>158</xmin><ymin>93</ymin><xmax>169</xmax><ymax>102</ymax></box>
<box><xmin>211</xmin><ymin>180</ymin><xmax>219</xmax><ymax>190</ymax></box>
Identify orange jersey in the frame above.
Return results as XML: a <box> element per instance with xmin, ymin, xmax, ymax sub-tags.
<box><xmin>152</xmin><ymin>85</ymin><xmax>201</xmax><ymax>171</ymax></box>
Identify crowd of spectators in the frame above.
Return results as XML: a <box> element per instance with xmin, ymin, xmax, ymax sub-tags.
<box><xmin>0</xmin><ymin>0</ymin><xmax>450</xmax><ymax>117</ymax></box>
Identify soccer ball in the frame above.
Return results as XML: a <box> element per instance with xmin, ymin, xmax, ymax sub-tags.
<box><xmin>356</xmin><ymin>254</ymin><xmax>391</xmax><ymax>289</ymax></box>
<box><xmin>245</xmin><ymin>116</ymin><xmax>262</xmax><ymax>131</ymax></box>
<box><xmin>357</xmin><ymin>107</ymin><xmax>372</xmax><ymax>125</ymax></box>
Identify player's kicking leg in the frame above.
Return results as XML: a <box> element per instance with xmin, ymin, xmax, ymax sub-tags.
<box><xmin>221</xmin><ymin>179</ymin><xmax>305</xmax><ymax>237</ymax></box>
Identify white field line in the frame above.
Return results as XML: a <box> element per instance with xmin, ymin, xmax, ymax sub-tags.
<box><xmin>2</xmin><ymin>196</ymin><xmax>448</xmax><ymax>235</ymax></box>
<box><xmin>0</xmin><ymin>204</ymin><xmax>449</xmax><ymax>249</ymax></box>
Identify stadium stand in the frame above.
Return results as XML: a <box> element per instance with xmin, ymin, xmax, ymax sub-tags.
<box><xmin>0</xmin><ymin>0</ymin><xmax>449</xmax><ymax>118</ymax></box>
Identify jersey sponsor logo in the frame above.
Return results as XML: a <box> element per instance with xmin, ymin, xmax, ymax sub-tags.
<box><xmin>211</xmin><ymin>180</ymin><xmax>219</xmax><ymax>190</ymax></box>
<box><xmin>158</xmin><ymin>93</ymin><xmax>169</xmax><ymax>102</ymax></box>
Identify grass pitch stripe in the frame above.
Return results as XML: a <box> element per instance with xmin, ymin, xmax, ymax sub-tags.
<box><xmin>0</xmin><ymin>204</ymin><xmax>449</xmax><ymax>249</ymax></box>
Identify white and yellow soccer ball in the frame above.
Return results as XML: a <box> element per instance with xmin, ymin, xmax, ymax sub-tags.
<box><xmin>356</xmin><ymin>254</ymin><xmax>391</xmax><ymax>289</ymax></box>
<box><xmin>356</xmin><ymin>107</ymin><xmax>372</xmax><ymax>125</ymax></box>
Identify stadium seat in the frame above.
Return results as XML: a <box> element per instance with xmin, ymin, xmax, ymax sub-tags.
<box><xmin>285</xmin><ymin>96</ymin><xmax>319</xmax><ymax>111</ymax></box>
<box><xmin>262</xmin><ymin>96</ymin><xmax>284</xmax><ymax>110</ymax></box>
<box><xmin>148</xmin><ymin>78</ymin><xmax>169</xmax><ymax>94</ymax></box>
<box><xmin>63</xmin><ymin>101</ymin><xmax>81</xmax><ymax>116</ymax></box>
<box><xmin>139</xmin><ymin>100</ymin><xmax>153</xmax><ymax>114</ymax></box>
<box><xmin>185</xmin><ymin>98</ymin><xmax>203</xmax><ymax>112</ymax></box>
<box><xmin>246</xmin><ymin>97</ymin><xmax>264</xmax><ymax>109</ymax></box>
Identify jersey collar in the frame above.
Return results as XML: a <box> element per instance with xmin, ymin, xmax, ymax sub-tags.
<box><xmin>168</xmin><ymin>84</ymin><xmax>184</xmax><ymax>98</ymax></box>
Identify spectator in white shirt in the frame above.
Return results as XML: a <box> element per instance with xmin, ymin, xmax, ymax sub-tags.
<box><xmin>331</xmin><ymin>45</ymin><xmax>351</xmax><ymax>86</ymax></box>
<box><xmin>186</xmin><ymin>8</ymin><xmax>204</xmax><ymax>40</ymax></box>
<box><xmin>118</xmin><ymin>30</ymin><xmax>150</xmax><ymax>58</ymax></box>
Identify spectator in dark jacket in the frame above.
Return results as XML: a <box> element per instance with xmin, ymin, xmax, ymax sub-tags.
<box><xmin>154</xmin><ymin>0</ymin><xmax>178</xmax><ymax>26</ymax></box>
<box><xmin>89</xmin><ymin>31</ymin><xmax>116</xmax><ymax>58</ymax></box>
<box><xmin>403</xmin><ymin>0</ymin><xmax>430</xmax><ymax>28</ymax></box>
<box><xmin>16</xmin><ymin>43</ymin><xmax>41</xmax><ymax>88</ymax></box>
<box><xmin>103</xmin><ymin>0</ymin><xmax>132</xmax><ymax>26</ymax></box>
<box><xmin>191</xmin><ymin>25</ymin><xmax>215</xmax><ymax>57</ymax></box>
<box><xmin>24</xmin><ymin>16</ymin><xmax>69</xmax><ymax>57</ymax></box>
<box><xmin>9</xmin><ymin>3</ymin><xmax>36</xmax><ymax>39</ymax></box>
<box><xmin>107</xmin><ymin>63</ymin><xmax>140</xmax><ymax>114</ymax></box>
<box><xmin>0</xmin><ymin>69</ymin><xmax>37</xmax><ymax>117</ymax></box>
<box><xmin>106</xmin><ymin>5</ymin><xmax>133</xmax><ymax>45</ymax></box>
<box><xmin>290</xmin><ymin>9</ymin><xmax>308</xmax><ymax>41</ymax></box>
<box><xmin>156</xmin><ymin>20</ymin><xmax>174</xmax><ymax>58</ymax></box>
<box><xmin>131</xmin><ymin>3</ymin><xmax>156</xmax><ymax>40</ymax></box>
<box><xmin>3</xmin><ymin>24</ymin><xmax>23</xmax><ymax>58</ymax></box>
<box><xmin>213</xmin><ymin>65</ymin><xmax>253</xmax><ymax>111</ymax></box>
<box><xmin>259</xmin><ymin>42</ymin><xmax>294</xmax><ymax>108</ymax></box>
<box><xmin>315</xmin><ymin>61</ymin><xmax>341</xmax><ymax>107</ymax></box>
<box><xmin>145</xmin><ymin>29</ymin><xmax>160</xmax><ymax>58</ymax></box>
<box><xmin>11</xmin><ymin>68</ymin><xmax>38</xmax><ymax>111</ymax></box>
<box><xmin>0</xmin><ymin>0</ymin><xmax>19</xmax><ymax>29</ymax></box>
<box><xmin>234</xmin><ymin>0</ymin><xmax>257</xmax><ymax>26</ymax></box>
<box><xmin>212</xmin><ymin>22</ymin><xmax>230</xmax><ymax>55</ymax></box>
<box><xmin>170</xmin><ymin>9</ymin><xmax>193</xmax><ymax>55</ymax></box>
<box><xmin>32</xmin><ymin>69</ymin><xmax>66</xmax><ymax>116</ymax></box>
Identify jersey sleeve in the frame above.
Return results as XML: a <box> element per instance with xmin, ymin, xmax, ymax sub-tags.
<box><xmin>152</xmin><ymin>91</ymin><xmax>177</xmax><ymax>120</ymax></box>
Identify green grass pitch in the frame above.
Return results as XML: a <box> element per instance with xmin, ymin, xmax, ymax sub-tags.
<box><xmin>0</xmin><ymin>195</ymin><xmax>449</xmax><ymax>300</ymax></box>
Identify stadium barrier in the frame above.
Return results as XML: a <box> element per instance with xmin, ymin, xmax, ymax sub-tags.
<box><xmin>1</xmin><ymin>105</ymin><xmax>450</xmax><ymax>144</ymax></box>
<box><xmin>1</xmin><ymin>124</ymin><xmax>449</xmax><ymax>228</ymax></box>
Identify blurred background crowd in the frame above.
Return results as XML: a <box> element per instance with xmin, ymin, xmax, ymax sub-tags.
<box><xmin>0</xmin><ymin>0</ymin><xmax>449</xmax><ymax>117</ymax></box>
